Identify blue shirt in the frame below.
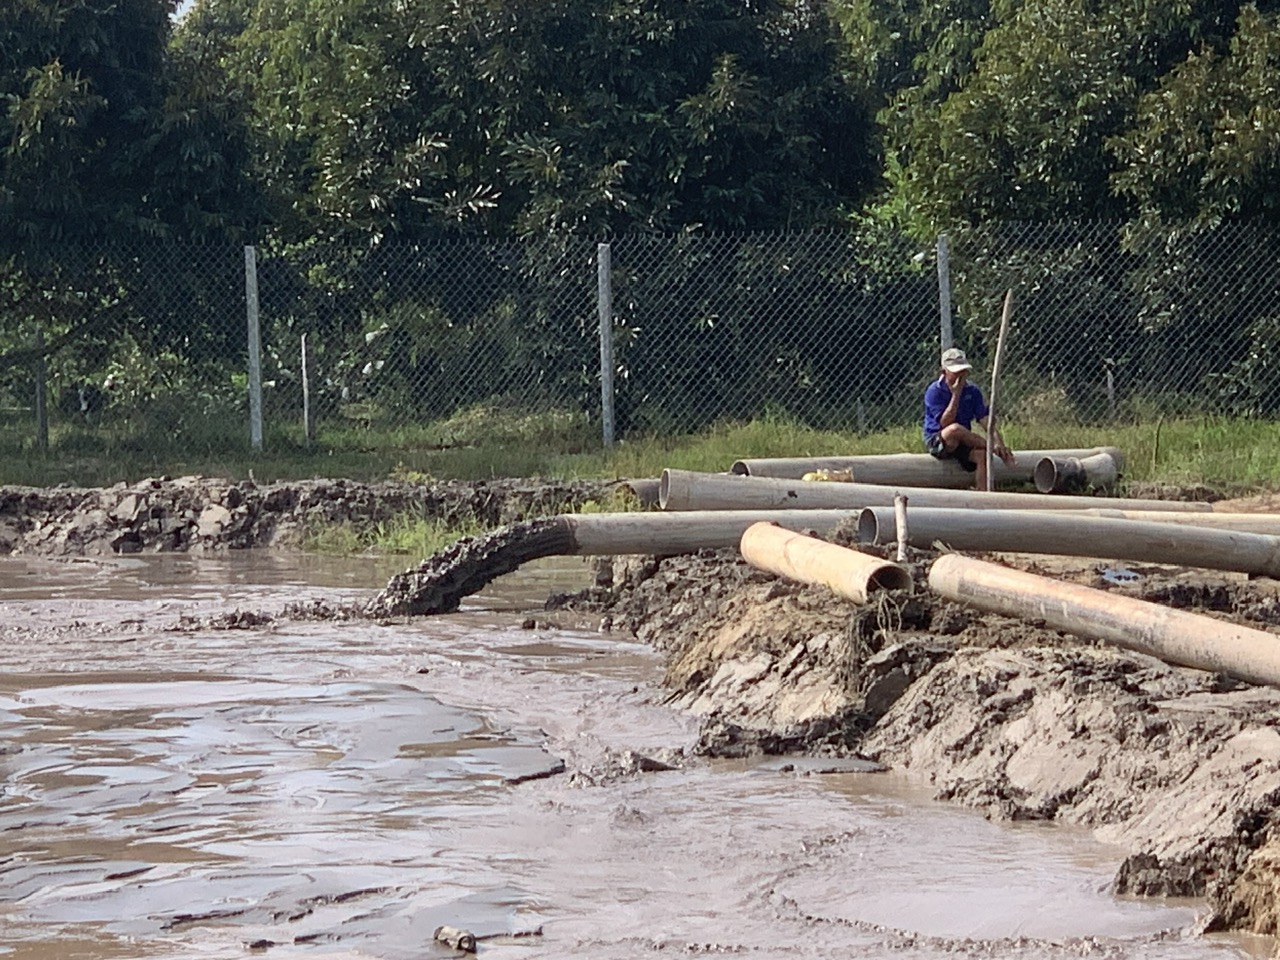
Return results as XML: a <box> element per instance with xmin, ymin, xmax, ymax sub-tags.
<box><xmin>923</xmin><ymin>379</ymin><xmax>989</xmax><ymax>440</ymax></box>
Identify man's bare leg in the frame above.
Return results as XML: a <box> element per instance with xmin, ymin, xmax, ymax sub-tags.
<box><xmin>940</xmin><ymin>422</ymin><xmax>987</xmax><ymax>453</ymax></box>
<box><xmin>972</xmin><ymin>447</ymin><xmax>988</xmax><ymax>491</ymax></box>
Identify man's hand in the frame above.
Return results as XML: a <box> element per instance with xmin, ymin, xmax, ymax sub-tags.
<box><xmin>946</xmin><ymin>370</ymin><xmax>967</xmax><ymax>394</ymax></box>
<box><xmin>993</xmin><ymin>441</ymin><xmax>1016</xmax><ymax>466</ymax></box>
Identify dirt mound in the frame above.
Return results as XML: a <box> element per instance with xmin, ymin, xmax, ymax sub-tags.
<box><xmin>0</xmin><ymin>476</ymin><xmax>610</xmax><ymax>557</ymax></box>
<box><xmin>557</xmin><ymin>548</ymin><xmax>1280</xmax><ymax>936</ymax></box>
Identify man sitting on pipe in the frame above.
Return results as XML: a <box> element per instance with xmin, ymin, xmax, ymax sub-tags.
<box><xmin>923</xmin><ymin>347</ymin><xmax>1015</xmax><ymax>490</ymax></box>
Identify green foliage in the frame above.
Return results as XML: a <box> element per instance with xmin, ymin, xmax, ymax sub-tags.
<box><xmin>1112</xmin><ymin>5</ymin><xmax>1280</xmax><ymax>221</ymax></box>
<box><xmin>205</xmin><ymin>0</ymin><xmax>875</xmax><ymax>241</ymax></box>
<box><xmin>844</xmin><ymin>0</ymin><xmax>1280</xmax><ymax>227</ymax></box>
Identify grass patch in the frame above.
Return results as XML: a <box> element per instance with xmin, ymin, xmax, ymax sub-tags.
<box><xmin>5</xmin><ymin>400</ymin><xmax>1280</xmax><ymax>497</ymax></box>
<box><xmin>302</xmin><ymin>479</ymin><xmax>641</xmax><ymax>558</ymax></box>
<box><xmin>303</xmin><ymin>513</ymin><xmax>493</xmax><ymax>558</ymax></box>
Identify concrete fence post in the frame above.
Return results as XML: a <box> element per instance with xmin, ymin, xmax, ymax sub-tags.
<box><xmin>244</xmin><ymin>245</ymin><xmax>263</xmax><ymax>452</ymax></box>
<box><xmin>597</xmin><ymin>242</ymin><xmax>616</xmax><ymax>449</ymax></box>
<box><xmin>937</xmin><ymin>233</ymin><xmax>953</xmax><ymax>351</ymax></box>
<box><xmin>34</xmin><ymin>326</ymin><xmax>48</xmax><ymax>452</ymax></box>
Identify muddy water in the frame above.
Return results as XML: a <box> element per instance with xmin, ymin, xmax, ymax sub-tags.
<box><xmin>0</xmin><ymin>555</ymin><xmax>1266</xmax><ymax>959</ymax></box>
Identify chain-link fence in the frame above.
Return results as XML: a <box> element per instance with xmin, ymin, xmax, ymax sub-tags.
<box><xmin>948</xmin><ymin>222</ymin><xmax>1280</xmax><ymax>426</ymax></box>
<box><xmin>2</xmin><ymin>223</ymin><xmax>1278</xmax><ymax>459</ymax></box>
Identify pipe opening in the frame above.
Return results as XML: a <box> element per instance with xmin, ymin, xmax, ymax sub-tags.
<box><xmin>869</xmin><ymin>565</ymin><xmax>914</xmax><ymax>593</ymax></box>
<box><xmin>1033</xmin><ymin>457</ymin><xmax>1060</xmax><ymax>494</ymax></box>
<box><xmin>730</xmin><ymin>461</ymin><xmax>751</xmax><ymax>476</ymax></box>
<box><xmin>658</xmin><ymin>469</ymin><xmax>672</xmax><ymax>510</ymax></box>
<box><xmin>856</xmin><ymin>508</ymin><xmax>881</xmax><ymax>545</ymax></box>
<box><xmin>619</xmin><ymin>478</ymin><xmax>660</xmax><ymax>509</ymax></box>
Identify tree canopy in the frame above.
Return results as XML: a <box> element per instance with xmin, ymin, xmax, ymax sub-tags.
<box><xmin>204</xmin><ymin>0</ymin><xmax>876</xmax><ymax>241</ymax></box>
<box><xmin>5</xmin><ymin>0</ymin><xmax>1278</xmax><ymax>244</ymax></box>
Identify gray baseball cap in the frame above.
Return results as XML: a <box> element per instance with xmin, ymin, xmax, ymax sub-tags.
<box><xmin>941</xmin><ymin>347</ymin><xmax>973</xmax><ymax>372</ymax></box>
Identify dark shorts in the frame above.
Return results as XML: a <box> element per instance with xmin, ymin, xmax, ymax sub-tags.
<box><xmin>925</xmin><ymin>433</ymin><xmax>978</xmax><ymax>472</ymax></box>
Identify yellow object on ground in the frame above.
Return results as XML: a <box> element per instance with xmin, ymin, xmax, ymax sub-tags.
<box><xmin>801</xmin><ymin>468</ymin><xmax>854</xmax><ymax>483</ymax></box>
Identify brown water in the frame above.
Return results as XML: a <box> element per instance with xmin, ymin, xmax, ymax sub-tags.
<box><xmin>0</xmin><ymin>554</ymin><xmax>1269</xmax><ymax>959</ymax></box>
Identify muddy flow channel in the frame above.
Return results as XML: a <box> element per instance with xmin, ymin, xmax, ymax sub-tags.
<box><xmin>0</xmin><ymin>554</ymin><xmax>1268</xmax><ymax>960</ymax></box>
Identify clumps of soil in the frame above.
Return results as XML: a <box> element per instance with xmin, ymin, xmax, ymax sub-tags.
<box><xmin>168</xmin><ymin>610</ymin><xmax>277</xmax><ymax>631</ymax></box>
<box><xmin>1133</xmin><ymin>579</ymin><xmax>1280</xmax><ymax>627</ymax></box>
<box><xmin>1123</xmin><ymin>480</ymin><xmax>1230</xmax><ymax>503</ymax></box>
<box><xmin>561</xmin><ymin>544</ymin><xmax>1280</xmax><ymax>937</ymax></box>
<box><xmin>550</xmin><ymin>551</ymin><xmax>950</xmax><ymax>755</ymax></box>
<box><xmin>281</xmin><ymin>599</ymin><xmax>368</xmax><ymax>621</ymax></box>
<box><xmin>565</xmin><ymin>747</ymin><xmax>682</xmax><ymax>787</ymax></box>
<box><xmin>0</xmin><ymin>476</ymin><xmax>611</xmax><ymax>558</ymax></box>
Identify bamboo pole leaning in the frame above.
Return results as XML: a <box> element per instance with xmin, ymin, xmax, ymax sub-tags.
<box><xmin>659</xmin><ymin>468</ymin><xmax>1212</xmax><ymax>514</ymax></box>
<box><xmin>858</xmin><ymin>506</ymin><xmax>1280</xmax><ymax>578</ymax></box>
<box><xmin>929</xmin><ymin>554</ymin><xmax>1280</xmax><ymax>688</ymax></box>
<box><xmin>984</xmin><ymin>290</ymin><xmax>1014</xmax><ymax>492</ymax></box>
<box><xmin>740</xmin><ymin>522</ymin><xmax>911</xmax><ymax>604</ymax></box>
<box><xmin>729</xmin><ymin>447</ymin><xmax>1121</xmax><ymax>487</ymax></box>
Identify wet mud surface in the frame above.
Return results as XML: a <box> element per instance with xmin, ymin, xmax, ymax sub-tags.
<box><xmin>2</xmin><ymin>477</ymin><xmax>1280</xmax><ymax>957</ymax></box>
<box><xmin>0</xmin><ymin>552</ymin><xmax>1266</xmax><ymax>960</ymax></box>
<box><xmin>549</xmin><ymin>541</ymin><xmax>1280</xmax><ymax>944</ymax></box>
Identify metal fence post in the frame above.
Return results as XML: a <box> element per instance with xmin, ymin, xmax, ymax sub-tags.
<box><xmin>33</xmin><ymin>326</ymin><xmax>48</xmax><ymax>452</ymax></box>
<box><xmin>937</xmin><ymin>233</ymin><xmax>953</xmax><ymax>350</ymax></box>
<box><xmin>597</xmin><ymin>242</ymin><xmax>616</xmax><ymax>449</ymax></box>
<box><xmin>301</xmin><ymin>333</ymin><xmax>315</xmax><ymax>447</ymax></box>
<box><xmin>244</xmin><ymin>245</ymin><xmax>264</xmax><ymax>452</ymax></box>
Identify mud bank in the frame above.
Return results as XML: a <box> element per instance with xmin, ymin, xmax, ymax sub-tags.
<box><xmin>0</xmin><ymin>476</ymin><xmax>611</xmax><ymax>557</ymax></box>
<box><xmin>551</xmin><ymin>546</ymin><xmax>1280</xmax><ymax>938</ymax></box>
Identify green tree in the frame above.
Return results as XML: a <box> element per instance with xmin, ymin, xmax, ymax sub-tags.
<box><xmin>208</xmin><ymin>0</ymin><xmax>875</xmax><ymax>241</ymax></box>
<box><xmin>1</xmin><ymin>0</ymin><xmax>261</xmax><ymax>434</ymax></box>
<box><xmin>1111</xmin><ymin>4</ymin><xmax>1280</xmax><ymax>222</ymax></box>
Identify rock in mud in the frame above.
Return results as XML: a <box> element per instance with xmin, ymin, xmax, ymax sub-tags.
<box><xmin>433</xmin><ymin>924</ymin><xmax>477</xmax><ymax>953</ymax></box>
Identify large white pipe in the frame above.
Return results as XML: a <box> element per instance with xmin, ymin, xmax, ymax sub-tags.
<box><xmin>1078</xmin><ymin>509</ymin><xmax>1280</xmax><ymax>533</ymax></box>
<box><xmin>895</xmin><ymin>507</ymin><xmax>1280</xmax><ymax>533</ymax></box>
<box><xmin>928</xmin><ymin>554</ymin><xmax>1280</xmax><ymax>688</ymax></box>
<box><xmin>740</xmin><ymin>522</ymin><xmax>912</xmax><ymax>604</ymax></box>
<box><xmin>730</xmin><ymin>447</ymin><xmax>1123</xmax><ymax>487</ymax></box>
<box><xmin>563</xmin><ymin>509</ymin><xmax>858</xmax><ymax>554</ymax></box>
<box><xmin>659</xmin><ymin>469</ymin><xmax>1212</xmax><ymax>514</ymax></box>
<box><xmin>859</xmin><ymin>506</ymin><xmax>1280</xmax><ymax>578</ymax></box>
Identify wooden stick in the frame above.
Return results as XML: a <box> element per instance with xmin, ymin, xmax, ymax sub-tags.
<box><xmin>985</xmin><ymin>290</ymin><xmax>1014</xmax><ymax>492</ymax></box>
<box><xmin>894</xmin><ymin>494</ymin><xmax>910</xmax><ymax>563</ymax></box>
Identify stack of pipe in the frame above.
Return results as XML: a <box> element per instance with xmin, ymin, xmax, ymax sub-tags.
<box><xmin>658</xmin><ymin>468</ymin><xmax>1207</xmax><ymax>514</ymax></box>
<box><xmin>731</xmin><ymin>446</ymin><xmax>1124</xmax><ymax>488</ymax></box>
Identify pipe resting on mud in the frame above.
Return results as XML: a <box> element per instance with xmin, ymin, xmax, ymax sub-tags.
<box><xmin>929</xmin><ymin>554</ymin><xmax>1280</xmax><ymax>689</ymax></box>
<box><xmin>859</xmin><ymin>506</ymin><xmax>1280</xmax><ymax>578</ymax></box>
<box><xmin>739</xmin><ymin>521</ymin><xmax>911</xmax><ymax>604</ymax></box>
<box><xmin>730</xmin><ymin>447</ymin><xmax>1124</xmax><ymax>487</ymax></box>
<box><xmin>659</xmin><ymin>469</ymin><xmax>1211</xmax><ymax>514</ymax></box>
